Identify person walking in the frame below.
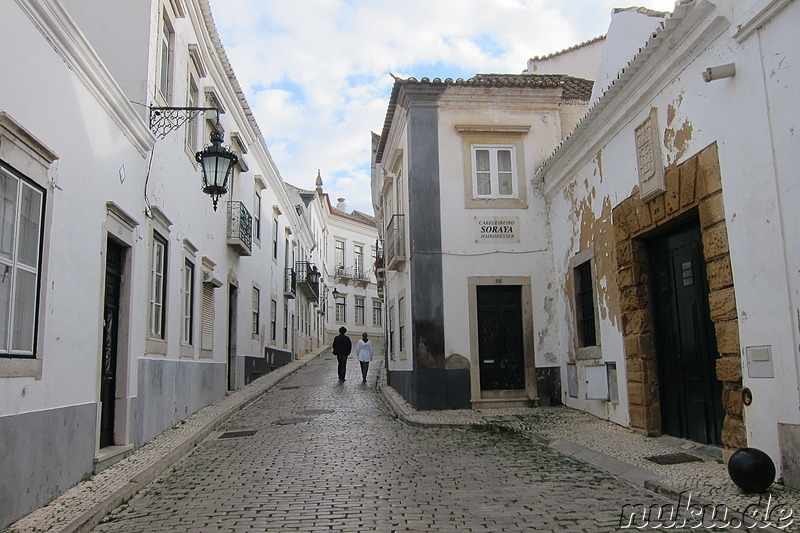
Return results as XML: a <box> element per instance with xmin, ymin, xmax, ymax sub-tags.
<box><xmin>356</xmin><ymin>332</ymin><xmax>373</xmax><ymax>383</ymax></box>
<box><xmin>332</xmin><ymin>326</ymin><xmax>352</xmax><ymax>381</ymax></box>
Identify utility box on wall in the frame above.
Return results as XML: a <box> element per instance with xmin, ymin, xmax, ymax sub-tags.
<box><xmin>585</xmin><ymin>364</ymin><xmax>608</xmax><ymax>400</ymax></box>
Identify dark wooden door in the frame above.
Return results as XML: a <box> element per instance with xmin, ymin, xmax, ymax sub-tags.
<box><xmin>649</xmin><ymin>223</ymin><xmax>723</xmax><ymax>445</ymax></box>
<box><xmin>227</xmin><ymin>284</ymin><xmax>237</xmax><ymax>391</ymax></box>
<box><xmin>477</xmin><ymin>285</ymin><xmax>525</xmax><ymax>390</ymax></box>
<box><xmin>100</xmin><ymin>239</ymin><xmax>123</xmax><ymax>448</ymax></box>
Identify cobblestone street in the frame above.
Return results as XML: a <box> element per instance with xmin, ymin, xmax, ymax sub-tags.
<box><xmin>91</xmin><ymin>350</ymin><xmax>697</xmax><ymax>532</ymax></box>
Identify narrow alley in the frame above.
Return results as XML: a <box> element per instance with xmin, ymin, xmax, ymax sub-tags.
<box><xmin>89</xmin><ymin>348</ymin><xmax>695</xmax><ymax>532</ymax></box>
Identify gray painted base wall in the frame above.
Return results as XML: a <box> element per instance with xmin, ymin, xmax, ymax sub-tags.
<box><xmin>136</xmin><ymin>358</ymin><xmax>226</xmax><ymax>445</ymax></box>
<box><xmin>0</xmin><ymin>403</ymin><xmax>97</xmax><ymax>528</ymax></box>
<box><xmin>388</xmin><ymin>368</ymin><xmax>471</xmax><ymax>410</ymax></box>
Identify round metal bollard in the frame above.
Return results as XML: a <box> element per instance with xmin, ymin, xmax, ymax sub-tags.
<box><xmin>728</xmin><ymin>447</ymin><xmax>776</xmax><ymax>493</ymax></box>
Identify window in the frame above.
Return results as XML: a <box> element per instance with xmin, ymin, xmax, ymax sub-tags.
<box><xmin>398</xmin><ymin>296</ymin><xmax>405</xmax><ymax>352</ymax></box>
<box><xmin>149</xmin><ymin>232</ymin><xmax>168</xmax><ymax>339</ymax></box>
<box><xmin>182</xmin><ymin>259</ymin><xmax>195</xmax><ymax>344</ymax></box>
<box><xmin>272</xmin><ymin>218</ymin><xmax>278</xmax><ymax>260</ymax></box>
<box><xmin>335</xmin><ymin>295</ymin><xmax>346</xmax><ymax>323</ymax></box>
<box><xmin>0</xmin><ymin>164</ymin><xmax>45</xmax><ymax>356</ymax></box>
<box><xmin>457</xmin><ymin>126</ymin><xmax>529</xmax><ymax>209</ymax></box>
<box><xmin>355</xmin><ymin>297</ymin><xmax>364</xmax><ymax>325</ymax></box>
<box><xmin>270</xmin><ymin>299</ymin><xmax>277</xmax><ymax>341</ymax></box>
<box><xmin>158</xmin><ymin>12</ymin><xmax>174</xmax><ymax>101</ymax></box>
<box><xmin>574</xmin><ymin>260</ymin><xmax>597</xmax><ymax>347</ymax></box>
<box><xmin>185</xmin><ymin>73</ymin><xmax>199</xmax><ymax>152</ymax></box>
<box><xmin>251</xmin><ymin>287</ymin><xmax>260</xmax><ymax>336</ymax></box>
<box><xmin>472</xmin><ymin>145</ymin><xmax>516</xmax><ymax>198</ymax></box>
<box><xmin>372</xmin><ymin>300</ymin><xmax>382</xmax><ymax>327</ymax></box>
<box><xmin>354</xmin><ymin>244</ymin><xmax>363</xmax><ymax>277</ymax></box>
<box><xmin>335</xmin><ymin>240</ymin><xmax>345</xmax><ymax>268</ymax></box>
<box><xmin>253</xmin><ymin>190</ymin><xmax>262</xmax><ymax>242</ymax></box>
<box><xmin>396</xmin><ymin>171</ymin><xmax>404</xmax><ymax>214</ymax></box>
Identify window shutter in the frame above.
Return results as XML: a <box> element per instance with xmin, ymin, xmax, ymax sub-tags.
<box><xmin>201</xmin><ymin>283</ymin><xmax>214</xmax><ymax>350</ymax></box>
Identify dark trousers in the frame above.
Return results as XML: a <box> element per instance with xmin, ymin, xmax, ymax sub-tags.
<box><xmin>359</xmin><ymin>361</ymin><xmax>369</xmax><ymax>381</ymax></box>
<box><xmin>336</xmin><ymin>354</ymin><xmax>348</xmax><ymax>380</ymax></box>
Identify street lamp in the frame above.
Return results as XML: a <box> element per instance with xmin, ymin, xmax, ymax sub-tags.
<box><xmin>196</xmin><ymin>131</ymin><xmax>238</xmax><ymax>211</ymax></box>
<box><xmin>308</xmin><ymin>265</ymin><xmax>321</xmax><ymax>285</ymax></box>
<box><xmin>332</xmin><ymin>287</ymin><xmax>339</xmax><ymax>299</ymax></box>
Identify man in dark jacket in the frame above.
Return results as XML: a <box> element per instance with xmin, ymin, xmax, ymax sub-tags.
<box><xmin>332</xmin><ymin>326</ymin><xmax>352</xmax><ymax>381</ymax></box>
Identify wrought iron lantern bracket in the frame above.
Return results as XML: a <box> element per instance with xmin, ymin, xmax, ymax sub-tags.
<box><xmin>149</xmin><ymin>106</ymin><xmax>220</xmax><ymax>139</ymax></box>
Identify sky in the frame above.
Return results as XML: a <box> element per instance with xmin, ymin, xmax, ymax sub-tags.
<box><xmin>209</xmin><ymin>0</ymin><xmax>677</xmax><ymax>215</ymax></box>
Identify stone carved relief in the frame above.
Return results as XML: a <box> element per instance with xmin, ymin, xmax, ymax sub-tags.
<box><xmin>635</xmin><ymin>108</ymin><xmax>666</xmax><ymax>201</ymax></box>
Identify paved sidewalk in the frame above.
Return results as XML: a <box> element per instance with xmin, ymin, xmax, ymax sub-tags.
<box><xmin>379</xmin><ymin>370</ymin><xmax>800</xmax><ymax>532</ymax></box>
<box><xmin>5</xmin><ymin>346</ymin><xmax>328</xmax><ymax>533</ymax></box>
<box><xmin>7</xmin><ymin>344</ymin><xmax>800</xmax><ymax>532</ymax></box>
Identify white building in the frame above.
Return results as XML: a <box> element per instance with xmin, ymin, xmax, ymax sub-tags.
<box><xmin>0</xmin><ymin>0</ymin><xmax>322</xmax><ymax>526</ymax></box>
<box><xmin>538</xmin><ymin>0</ymin><xmax>800</xmax><ymax>483</ymax></box>
<box><xmin>372</xmin><ymin>74</ymin><xmax>592</xmax><ymax>409</ymax></box>
<box><xmin>310</xmin><ymin>174</ymin><xmax>383</xmax><ymax>343</ymax></box>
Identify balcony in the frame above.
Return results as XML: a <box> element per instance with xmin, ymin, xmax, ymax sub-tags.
<box><xmin>226</xmin><ymin>201</ymin><xmax>252</xmax><ymax>256</ymax></box>
<box><xmin>296</xmin><ymin>261</ymin><xmax>320</xmax><ymax>301</ymax></box>
<box><xmin>284</xmin><ymin>268</ymin><xmax>296</xmax><ymax>299</ymax></box>
<box><xmin>374</xmin><ymin>242</ymin><xmax>385</xmax><ymax>283</ymax></box>
<box><xmin>385</xmin><ymin>214</ymin><xmax>405</xmax><ymax>270</ymax></box>
<box><xmin>335</xmin><ymin>265</ymin><xmax>372</xmax><ymax>287</ymax></box>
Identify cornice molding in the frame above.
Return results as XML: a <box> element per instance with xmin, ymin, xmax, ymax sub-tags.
<box><xmin>14</xmin><ymin>0</ymin><xmax>155</xmax><ymax>157</ymax></box>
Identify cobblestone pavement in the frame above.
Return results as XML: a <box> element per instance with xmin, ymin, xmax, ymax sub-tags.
<box><xmin>91</xmin><ymin>350</ymin><xmax>722</xmax><ymax>533</ymax></box>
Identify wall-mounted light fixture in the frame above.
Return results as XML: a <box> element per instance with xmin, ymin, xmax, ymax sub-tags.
<box><xmin>702</xmin><ymin>63</ymin><xmax>735</xmax><ymax>82</ymax></box>
<box><xmin>196</xmin><ymin>131</ymin><xmax>238</xmax><ymax>211</ymax></box>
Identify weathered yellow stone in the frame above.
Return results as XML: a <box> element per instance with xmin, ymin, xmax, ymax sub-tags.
<box><xmin>621</xmin><ymin>284</ymin><xmax>648</xmax><ymax>313</ymax></box>
<box><xmin>628</xmin><ymin>382</ymin><xmax>644</xmax><ymax>405</ymax></box>
<box><xmin>709</xmin><ymin>287</ymin><xmax>737</xmax><ymax>322</ymax></box>
<box><xmin>679</xmin><ymin>157</ymin><xmax>698</xmax><ymax>208</ymax></box>
<box><xmin>707</xmin><ymin>256</ymin><xmax>734</xmax><ymax>290</ymax></box>
<box><xmin>617</xmin><ymin>240</ymin><xmax>632</xmax><ymax>266</ymax></box>
<box><xmin>722</xmin><ymin>415</ymin><xmax>747</xmax><ymax>449</ymax></box>
<box><xmin>715</xmin><ymin>320</ymin><xmax>741</xmax><ymax>355</ymax></box>
<box><xmin>629</xmin><ymin>405</ymin><xmax>646</xmax><ymax>428</ymax></box>
<box><xmin>665</xmin><ymin>167</ymin><xmax>681</xmax><ymax>215</ymax></box>
<box><xmin>699</xmin><ymin>192</ymin><xmax>726</xmax><ymax>230</ymax></box>
<box><xmin>716</xmin><ymin>355</ymin><xmax>743</xmax><ymax>382</ymax></box>
<box><xmin>698</xmin><ymin>142</ymin><xmax>722</xmax><ymax>197</ymax></box>
<box><xmin>723</xmin><ymin>387</ymin><xmax>743</xmax><ymax>417</ymax></box>
<box><xmin>702</xmin><ymin>223</ymin><xmax>730</xmax><ymax>261</ymax></box>
<box><xmin>649</xmin><ymin>193</ymin><xmax>666</xmax><ymax>223</ymax></box>
<box><xmin>624</xmin><ymin>309</ymin><xmax>651</xmax><ymax>335</ymax></box>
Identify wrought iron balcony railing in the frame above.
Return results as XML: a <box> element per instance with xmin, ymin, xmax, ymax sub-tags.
<box><xmin>385</xmin><ymin>214</ymin><xmax>405</xmax><ymax>270</ymax></box>
<box><xmin>226</xmin><ymin>201</ymin><xmax>252</xmax><ymax>256</ymax></box>
<box><xmin>296</xmin><ymin>261</ymin><xmax>320</xmax><ymax>301</ymax></box>
<box><xmin>335</xmin><ymin>265</ymin><xmax>372</xmax><ymax>284</ymax></box>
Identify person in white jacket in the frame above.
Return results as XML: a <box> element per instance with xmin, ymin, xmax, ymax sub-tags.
<box><xmin>355</xmin><ymin>332</ymin><xmax>373</xmax><ymax>383</ymax></box>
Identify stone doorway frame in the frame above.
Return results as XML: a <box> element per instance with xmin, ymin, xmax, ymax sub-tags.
<box><xmin>613</xmin><ymin>142</ymin><xmax>745</xmax><ymax>454</ymax></box>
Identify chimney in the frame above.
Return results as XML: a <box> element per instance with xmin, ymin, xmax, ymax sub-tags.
<box><xmin>336</xmin><ymin>198</ymin><xmax>347</xmax><ymax>212</ymax></box>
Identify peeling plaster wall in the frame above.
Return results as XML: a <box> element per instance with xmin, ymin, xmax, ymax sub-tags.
<box><xmin>543</xmin><ymin>0</ymin><xmax>800</xmax><ymax>469</ymax></box>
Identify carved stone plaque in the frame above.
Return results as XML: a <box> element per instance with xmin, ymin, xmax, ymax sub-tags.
<box><xmin>635</xmin><ymin>108</ymin><xmax>665</xmax><ymax>201</ymax></box>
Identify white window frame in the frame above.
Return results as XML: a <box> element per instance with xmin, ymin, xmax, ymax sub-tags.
<box><xmin>354</xmin><ymin>244</ymin><xmax>363</xmax><ymax>277</ymax></box>
<box><xmin>251</xmin><ymin>286</ymin><xmax>260</xmax><ymax>337</ymax></box>
<box><xmin>0</xmin><ymin>164</ymin><xmax>45</xmax><ymax>357</ymax></box>
<box><xmin>471</xmin><ymin>145</ymin><xmax>517</xmax><ymax>199</ymax></box>
<box><xmin>149</xmin><ymin>232</ymin><xmax>168</xmax><ymax>339</ymax></box>
<box><xmin>158</xmin><ymin>11</ymin><xmax>175</xmax><ymax>103</ymax></box>
<box><xmin>354</xmin><ymin>297</ymin><xmax>365</xmax><ymax>325</ymax></box>
<box><xmin>270</xmin><ymin>298</ymin><xmax>277</xmax><ymax>342</ymax></box>
<box><xmin>372</xmin><ymin>299</ymin><xmax>382</xmax><ymax>327</ymax></box>
<box><xmin>182</xmin><ymin>258</ymin><xmax>195</xmax><ymax>345</ymax></box>
<box><xmin>335</xmin><ymin>295</ymin><xmax>346</xmax><ymax>323</ymax></box>
<box><xmin>335</xmin><ymin>239</ymin><xmax>345</xmax><ymax>268</ymax></box>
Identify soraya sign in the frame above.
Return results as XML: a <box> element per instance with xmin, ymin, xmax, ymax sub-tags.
<box><xmin>475</xmin><ymin>216</ymin><xmax>519</xmax><ymax>243</ymax></box>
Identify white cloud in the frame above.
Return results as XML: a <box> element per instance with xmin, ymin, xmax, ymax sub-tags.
<box><xmin>210</xmin><ymin>0</ymin><xmax>679</xmax><ymax>214</ymax></box>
